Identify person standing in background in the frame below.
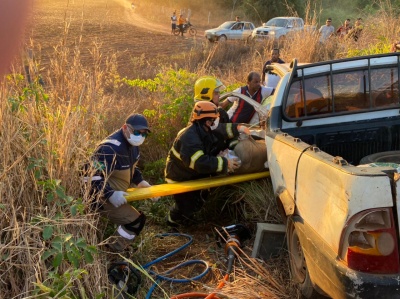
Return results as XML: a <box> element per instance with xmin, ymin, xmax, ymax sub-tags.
<box><xmin>178</xmin><ymin>13</ymin><xmax>186</xmax><ymax>37</ymax></box>
<box><xmin>171</xmin><ymin>11</ymin><xmax>177</xmax><ymax>35</ymax></box>
<box><xmin>261</xmin><ymin>48</ymin><xmax>285</xmax><ymax>87</ymax></box>
<box><xmin>319</xmin><ymin>18</ymin><xmax>335</xmax><ymax>43</ymax></box>
<box><xmin>336</xmin><ymin>19</ymin><xmax>352</xmax><ymax>38</ymax></box>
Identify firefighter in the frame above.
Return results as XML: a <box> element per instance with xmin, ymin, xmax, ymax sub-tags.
<box><xmin>164</xmin><ymin>101</ymin><xmax>248</xmax><ymax>227</ymax></box>
<box><xmin>194</xmin><ymin>75</ymin><xmax>250</xmax><ymax>151</ymax></box>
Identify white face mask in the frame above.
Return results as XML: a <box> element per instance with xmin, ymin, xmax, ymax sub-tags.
<box><xmin>210</xmin><ymin>117</ymin><xmax>219</xmax><ymax>130</ymax></box>
<box><xmin>127</xmin><ymin>134</ymin><xmax>145</xmax><ymax>146</ymax></box>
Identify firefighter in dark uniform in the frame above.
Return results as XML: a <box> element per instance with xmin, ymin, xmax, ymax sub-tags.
<box><xmin>193</xmin><ymin>75</ymin><xmax>250</xmax><ymax>151</ymax></box>
<box><xmin>85</xmin><ymin>113</ymin><xmax>156</xmax><ymax>251</ymax></box>
<box><xmin>164</xmin><ymin>101</ymin><xmax>248</xmax><ymax>226</ymax></box>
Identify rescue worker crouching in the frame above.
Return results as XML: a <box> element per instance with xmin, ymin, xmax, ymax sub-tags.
<box><xmin>84</xmin><ymin>113</ymin><xmax>158</xmax><ymax>252</ymax></box>
<box><xmin>164</xmin><ymin>101</ymin><xmax>247</xmax><ymax>227</ymax></box>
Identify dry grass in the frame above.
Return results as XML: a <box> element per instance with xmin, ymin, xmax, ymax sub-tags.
<box><xmin>1</xmin><ymin>0</ymin><xmax>400</xmax><ymax>298</ymax></box>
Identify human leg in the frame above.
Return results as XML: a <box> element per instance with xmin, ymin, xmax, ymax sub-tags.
<box><xmin>167</xmin><ymin>190</ymin><xmax>209</xmax><ymax>226</ymax></box>
<box><xmin>101</xmin><ymin>202</ymin><xmax>146</xmax><ymax>251</ymax></box>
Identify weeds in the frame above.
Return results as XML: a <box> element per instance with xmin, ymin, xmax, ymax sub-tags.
<box><xmin>2</xmin><ymin>0</ymin><xmax>400</xmax><ymax>298</ymax></box>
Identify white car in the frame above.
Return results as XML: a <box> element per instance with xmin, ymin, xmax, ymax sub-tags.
<box><xmin>251</xmin><ymin>17</ymin><xmax>307</xmax><ymax>42</ymax></box>
<box><xmin>205</xmin><ymin>21</ymin><xmax>255</xmax><ymax>42</ymax></box>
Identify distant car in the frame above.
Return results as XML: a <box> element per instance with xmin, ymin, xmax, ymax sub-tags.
<box><xmin>205</xmin><ymin>21</ymin><xmax>255</xmax><ymax>42</ymax></box>
<box><xmin>251</xmin><ymin>17</ymin><xmax>314</xmax><ymax>42</ymax></box>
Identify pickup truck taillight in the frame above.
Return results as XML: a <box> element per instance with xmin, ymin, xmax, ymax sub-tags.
<box><xmin>341</xmin><ymin>208</ymin><xmax>399</xmax><ymax>274</ymax></box>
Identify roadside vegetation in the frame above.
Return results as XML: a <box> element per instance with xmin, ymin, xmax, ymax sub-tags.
<box><xmin>1</xmin><ymin>0</ymin><xmax>400</xmax><ymax>298</ymax></box>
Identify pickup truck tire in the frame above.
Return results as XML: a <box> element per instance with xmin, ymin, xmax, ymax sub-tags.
<box><xmin>359</xmin><ymin>151</ymin><xmax>400</xmax><ymax>164</ymax></box>
<box><xmin>288</xmin><ymin>219</ymin><xmax>325</xmax><ymax>298</ymax></box>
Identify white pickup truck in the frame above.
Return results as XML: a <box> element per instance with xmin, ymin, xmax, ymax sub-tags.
<box><xmin>251</xmin><ymin>17</ymin><xmax>315</xmax><ymax>42</ymax></box>
<box><xmin>259</xmin><ymin>53</ymin><xmax>400</xmax><ymax>298</ymax></box>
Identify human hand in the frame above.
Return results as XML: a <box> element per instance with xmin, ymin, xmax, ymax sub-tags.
<box><xmin>237</xmin><ymin>125</ymin><xmax>250</xmax><ymax>135</ymax></box>
<box><xmin>151</xmin><ymin>196</ymin><xmax>160</xmax><ymax>202</ymax></box>
<box><xmin>109</xmin><ymin>191</ymin><xmax>127</xmax><ymax>208</ymax></box>
<box><xmin>137</xmin><ymin>180</ymin><xmax>151</xmax><ymax>188</ymax></box>
<box><xmin>227</xmin><ymin>158</ymin><xmax>240</xmax><ymax>173</ymax></box>
<box><xmin>137</xmin><ymin>180</ymin><xmax>159</xmax><ymax>202</ymax></box>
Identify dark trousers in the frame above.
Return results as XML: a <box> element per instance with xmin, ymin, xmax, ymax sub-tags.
<box><xmin>178</xmin><ymin>24</ymin><xmax>184</xmax><ymax>36</ymax></box>
<box><xmin>169</xmin><ymin>190</ymin><xmax>209</xmax><ymax>222</ymax></box>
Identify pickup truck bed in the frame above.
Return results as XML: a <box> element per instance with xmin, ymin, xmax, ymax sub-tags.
<box><xmin>283</xmin><ymin>116</ymin><xmax>400</xmax><ymax>165</ymax></box>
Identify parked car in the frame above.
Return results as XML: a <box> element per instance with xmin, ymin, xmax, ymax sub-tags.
<box><xmin>205</xmin><ymin>21</ymin><xmax>255</xmax><ymax>42</ymax></box>
<box><xmin>251</xmin><ymin>17</ymin><xmax>314</xmax><ymax>42</ymax></box>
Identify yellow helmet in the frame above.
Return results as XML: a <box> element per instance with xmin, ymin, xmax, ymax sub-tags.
<box><xmin>194</xmin><ymin>76</ymin><xmax>226</xmax><ymax>101</ymax></box>
<box><xmin>191</xmin><ymin>101</ymin><xmax>220</xmax><ymax>121</ymax></box>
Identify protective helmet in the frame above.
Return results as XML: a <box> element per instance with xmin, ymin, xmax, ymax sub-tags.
<box><xmin>194</xmin><ymin>76</ymin><xmax>226</xmax><ymax>101</ymax></box>
<box><xmin>191</xmin><ymin>101</ymin><xmax>220</xmax><ymax>121</ymax></box>
<box><xmin>125</xmin><ymin>113</ymin><xmax>151</xmax><ymax>132</ymax></box>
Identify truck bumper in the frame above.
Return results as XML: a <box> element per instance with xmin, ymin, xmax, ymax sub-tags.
<box><xmin>295</xmin><ymin>218</ymin><xmax>400</xmax><ymax>299</ymax></box>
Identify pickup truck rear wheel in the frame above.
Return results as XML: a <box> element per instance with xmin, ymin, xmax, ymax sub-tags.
<box><xmin>288</xmin><ymin>219</ymin><xmax>324</xmax><ymax>298</ymax></box>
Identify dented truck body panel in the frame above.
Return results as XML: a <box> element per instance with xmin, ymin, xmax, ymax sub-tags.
<box><xmin>264</xmin><ymin>53</ymin><xmax>400</xmax><ymax>298</ymax></box>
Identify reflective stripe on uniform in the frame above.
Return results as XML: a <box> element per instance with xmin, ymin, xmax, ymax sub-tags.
<box><xmin>171</xmin><ymin>146</ymin><xmax>182</xmax><ymax>160</ymax></box>
<box><xmin>217</xmin><ymin>156</ymin><xmax>224</xmax><ymax>172</ymax></box>
<box><xmin>226</xmin><ymin>123</ymin><xmax>234</xmax><ymax>138</ymax></box>
<box><xmin>99</xmin><ymin>139</ymin><xmax>121</xmax><ymax>146</ymax></box>
<box><xmin>190</xmin><ymin>150</ymin><xmax>204</xmax><ymax>170</ymax></box>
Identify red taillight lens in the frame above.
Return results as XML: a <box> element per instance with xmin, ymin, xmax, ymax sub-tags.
<box><xmin>341</xmin><ymin>208</ymin><xmax>399</xmax><ymax>274</ymax></box>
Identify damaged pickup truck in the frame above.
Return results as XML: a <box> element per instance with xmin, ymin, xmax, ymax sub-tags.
<box><xmin>263</xmin><ymin>53</ymin><xmax>400</xmax><ymax>298</ymax></box>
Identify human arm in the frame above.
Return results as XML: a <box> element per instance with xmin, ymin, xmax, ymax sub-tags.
<box><xmin>178</xmin><ymin>128</ymin><xmax>229</xmax><ymax>174</ymax></box>
<box><xmin>86</xmin><ymin>145</ymin><xmax>120</xmax><ymax>201</ymax></box>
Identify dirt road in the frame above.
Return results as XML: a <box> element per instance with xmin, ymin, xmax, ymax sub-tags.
<box><xmin>30</xmin><ymin>0</ymin><xmax>204</xmax><ymax>77</ymax></box>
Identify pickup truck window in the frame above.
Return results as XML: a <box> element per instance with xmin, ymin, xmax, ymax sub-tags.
<box><xmin>284</xmin><ymin>66</ymin><xmax>400</xmax><ymax>119</ymax></box>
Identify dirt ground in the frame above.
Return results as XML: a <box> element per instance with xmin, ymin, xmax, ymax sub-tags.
<box><xmin>28</xmin><ymin>0</ymin><xmax>208</xmax><ymax>78</ymax></box>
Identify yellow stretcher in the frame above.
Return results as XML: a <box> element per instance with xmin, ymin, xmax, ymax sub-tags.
<box><xmin>125</xmin><ymin>171</ymin><xmax>270</xmax><ymax>201</ymax></box>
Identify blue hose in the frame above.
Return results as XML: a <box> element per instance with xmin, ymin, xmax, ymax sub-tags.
<box><xmin>142</xmin><ymin>233</ymin><xmax>211</xmax><ymax>299</ymax></box>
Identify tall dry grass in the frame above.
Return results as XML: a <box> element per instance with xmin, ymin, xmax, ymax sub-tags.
<box><xmin>2</xmin><ymin>1</ymin><xmax>400</xmax><ymax>298</ymax></box>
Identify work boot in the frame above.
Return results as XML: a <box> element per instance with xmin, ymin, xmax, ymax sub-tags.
<box><xmin>166</xmin><ymin>213</ymin><xmax>181</xmax><ymax>228</ymax></box>
<box><xmin>106</xmin><ymin>225</ymin><xmax>136</xmax><ymax>252</ymax></box>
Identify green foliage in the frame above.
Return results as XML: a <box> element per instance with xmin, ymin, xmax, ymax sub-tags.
<box><xmin>28</xmin><ymin>157</ymin><xmax>84</xmax><ymax>215</ymax></box>
<box><xmin>7</xmin><ymin>81</ymin><xmax>49</xmax><ymax>113</ymax></box>
<box><xmin>36</xmin><ymin>227</ymin><xmax>99</xmax><ymax>298</ymax></box>
<box><xmin>41</xmin><ymin>233</ymin><xmax>97</xmax><ymax>268</ymax></box>
<box><xmin>125</xmin><ymin>68</ymin><xmax>197</xmax><ymax>154</ymax></box>
<box><xmin>347</xmin><ymin>36</ymin><xmax>392</xmax><ymax>57</ymax></box>
<box><xmin>142</xmin><ymin>158</ymin><xmax>166</xmax><ymax>184</ymax></box>
<box><xmin>34</xmin><ymin>269</ymin><xmax>106</xmax><ymax>299</ymax></box>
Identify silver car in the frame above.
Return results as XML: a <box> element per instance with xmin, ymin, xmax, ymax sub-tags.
<box><xmin>205</xmin><ymin>21</ymin><xmax>255</xmax><ymax>42</ymax></box>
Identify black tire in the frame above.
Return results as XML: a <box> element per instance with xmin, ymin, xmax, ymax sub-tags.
<box><xmin>218</xmin><ymin>35</ymin><xmax>227</xmax><ymax>42</ymax></box>
<box><xmin>189</xmin><ymin>27</ymin><xmax>197</xmax><ymax>36</ymax></box>
<box><xmin>359</xmin><ymin>150</ymin><xmax>400</xmax><ymax>164</ymax></box>
<box><xmin>287</xmin><ymin>219</ymin><xmax>325</xmax><ymax>298</ymax></box>
<box><xmin>173</xmin><ymin>28</ymin><xmax>180</xmax><ymax>36</ymax></box>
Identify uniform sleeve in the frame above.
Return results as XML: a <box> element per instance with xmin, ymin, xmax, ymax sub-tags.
<box><xmin>131</xmin><ymin>147</ymin><xmax>144</xmax><ymax>186</ymax></box>
<box><xmin>214</xmin><ymin>122</ymin><xmax>240</xmax><ymax>139</ymax></box>
<box><xmin>87</xmin><ymin>145</ymin><xmax>117</xmax><ymax>200</ymax></box>
<box><xmin>179</xmin><ymin>132</ymin><xmax>228</xmax><ymax>174</ymax></box>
